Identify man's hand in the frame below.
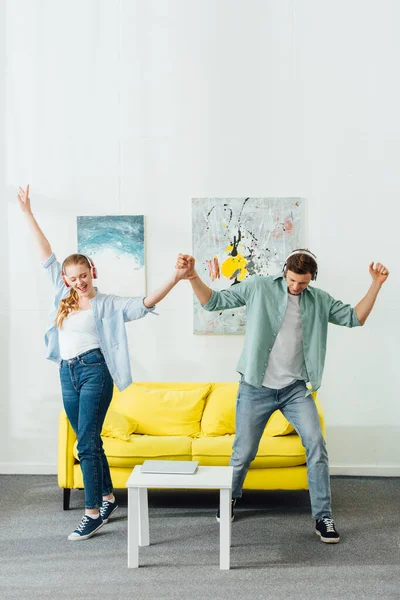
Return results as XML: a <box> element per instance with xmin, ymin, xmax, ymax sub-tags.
<box><xmin>369</xmin><ymin>262</ymin><xmax>389</xmax><ymax>286</ymax></box>
<box><xmin>356</xmin><ymin>261</ymin><xmax>389</xmax><ymax>325</ymax></box>
<box><xmin>174</xmin><ymin>253</ymin><xmax>197</xmax><ymax>282</ymax></box>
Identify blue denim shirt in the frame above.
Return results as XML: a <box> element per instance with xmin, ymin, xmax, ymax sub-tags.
<box><xmin>42</xmin><ymin>253</ymin><xmax>156</xmax><ymax>391</ymax></box>
<box><xmin>203</xmin><ymin>273</ymin><xmax>361</xmax><ymax>392</ymax></box>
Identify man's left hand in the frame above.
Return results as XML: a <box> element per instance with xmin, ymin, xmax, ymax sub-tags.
<box><xmin>369</xmin><ymin>262</ymin><xmax>389</xmax><ymax>286</ymax></box>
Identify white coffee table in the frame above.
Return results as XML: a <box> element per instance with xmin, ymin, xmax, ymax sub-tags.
<box><xmin>126</xmin><ymin>465</ymin><xmax>233</xmax><ymax>570</ymax></box>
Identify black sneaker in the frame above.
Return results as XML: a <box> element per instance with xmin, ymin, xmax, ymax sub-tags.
<box><xmin>68</xmin><ymin>514</ymin><xmax>104</xmax><ymax>541</ymax></box>
<box><xmin>99</xmin><ymin>499</ymin><xmax>118</xmax><ymax>524</ymax></box>
<box><xmin>315</xmin><ymin>517</ymin><xmax>340</xmax><ymax>543</ymax></box>
<box><xmin>216</xmin><ymin>499</ymin><xmax>237</xmax><ymax>523</ymax></box>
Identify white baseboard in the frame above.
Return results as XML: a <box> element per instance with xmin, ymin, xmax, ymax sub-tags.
<box><xmin>0</xmin><ymin>463</ymin><xmax>57</xmax><ymax>475</ymax></box>
<box><xmin>330</xmin><ymin>465</ymin><xmax>400</xmax><ymax>477</ymax></box>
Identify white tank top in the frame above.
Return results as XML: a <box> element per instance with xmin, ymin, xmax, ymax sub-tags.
<box><xmin>262</xmin><ymin>293</ymin><xmax>305</xmax><ymax>389</ymax></box>
<box><xmin>58</xmin><ymin>308</ymin><xmax>100</xmax><ymax>360</ymax></box>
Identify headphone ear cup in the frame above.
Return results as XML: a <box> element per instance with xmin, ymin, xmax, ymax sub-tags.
<box><xmin>61</xmin><ymin>272</ymin><xmax>70</xmax><ymax>287</ymax></box>
<box><xmin>91</xmin><ymin>266</ymin><xmax>97</xmax><ymax>279</ymax></box>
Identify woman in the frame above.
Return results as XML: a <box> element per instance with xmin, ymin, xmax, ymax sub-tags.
<box><xmin>18</xmin><ymin>184</ymin><xmax>185</xmax><ymax>541</ymax></box>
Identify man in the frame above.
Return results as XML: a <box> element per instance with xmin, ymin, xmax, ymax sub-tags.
<box><xmin>176</xmin><ymin>249</ymin><xmax>389</xmax><ymax>543</ymax></box>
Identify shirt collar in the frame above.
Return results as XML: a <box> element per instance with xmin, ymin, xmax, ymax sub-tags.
<box><xmin>273</xmin><ymin>272</ymin><xmax>284</xmax><ymax>280</ymax></box>
<box><xmin>89</xmin><ymin>288</ymin><xmax>99</xmax><ymax>303</ymax></box>
<box><xmin>272</xmin><ymin>272</ymin><xmax>311</xmax><ymax>295</ymax></box>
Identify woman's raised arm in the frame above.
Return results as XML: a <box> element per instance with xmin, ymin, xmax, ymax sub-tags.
<box><xmin>17</xmin><ymin>185</ymin><xmax>53</xmax><ymax>262</ymax></box>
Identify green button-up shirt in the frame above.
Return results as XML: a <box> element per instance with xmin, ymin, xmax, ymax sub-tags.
<box><xmin>203</xmin><ymin>273</ymin><xmax>361</xmax><ymax>391</ymax></box>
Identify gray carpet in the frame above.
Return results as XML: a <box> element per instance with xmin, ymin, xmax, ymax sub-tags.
<box><xmin>0</xmin><ymin>475</ymin><xmax>399</xmax><ymax>600</ymax></box>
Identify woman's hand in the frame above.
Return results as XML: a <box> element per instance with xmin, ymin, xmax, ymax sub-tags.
<box><xmin>17</xmin><ymin>185</ymin><xmax>32</xmax><ymax>214</ymax></box>
<box><xmin>174</xmin><ymin>254</ymin><xmax>197</xmax><ymax>281</ymax></box>
<box><xmin>144</xmin><ymin>256</ymin><xmax>197</xmax><ymax>307</ymax></box>
<box><xmin>17</xmin><ymin>185</ymin><xmax>53</xmax><ymax>261</ymax></box>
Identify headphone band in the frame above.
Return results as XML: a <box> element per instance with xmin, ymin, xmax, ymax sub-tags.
<box><xmin>62</xmin><ymin>254</ymin><xmax>95</xmax><ymax>271</ymax></box>
<box><xmin>285</xmin><ymin>250</ymin><xmax>318</xmax><ymax>263</ymax></box>
<box><xmin>283</xmin><ymin>249</ymin><xmax>318</xmax><ymax>281</ymax></box>
<box><xmin>61</xmin><ymin>255</ymin><xmax>97</xmax><ymax>287</ymax></box>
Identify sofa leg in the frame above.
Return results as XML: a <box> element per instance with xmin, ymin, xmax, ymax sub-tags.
<box><xmin>63</xmin><ymin>488</ymin><xmax>71</xmax><ymax>510</ymax></box>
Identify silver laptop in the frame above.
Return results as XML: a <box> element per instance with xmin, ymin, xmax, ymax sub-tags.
<box><xmin>141</xmin><ymin>460</ymin><xmax>198</xmax><ymax>475</ymax></box>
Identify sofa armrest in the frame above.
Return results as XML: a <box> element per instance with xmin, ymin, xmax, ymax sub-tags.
<box><xmin>57</xmin><ymin>410</ymin><xmax>77</xmax><ymax>489</ymax></box>
<box><xmin>312</xmin><ymin>393</ymin><xmax>326</xmax><ymax>438</ymax></box>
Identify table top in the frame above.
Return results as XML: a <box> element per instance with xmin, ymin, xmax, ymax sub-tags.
<box><xmin>126</xmin><ymin>465</ymin><xmax>233</xmax><ymax>489</ymax></box>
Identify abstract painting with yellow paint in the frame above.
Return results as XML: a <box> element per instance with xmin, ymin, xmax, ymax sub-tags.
<box><xmin>192</xmin><ymin>197</ymin><xmax>304</xmax><ymax>334</ymax></box>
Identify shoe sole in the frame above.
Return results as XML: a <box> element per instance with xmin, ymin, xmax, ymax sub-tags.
<box><xmin>102</xmin><ymin>505</ymin><xmax>118</xmax><ymax>524</ymax></box>
<box><xmin>68</xmin><ymin>521</ymin><xmax>104</xmax><ymax>541</ymax></box>
<box><xmin>315</xmin><ymin>530</ymin><xmax>340</xmax><ymax>543</ymax></box>
<box><xmin>216</xmin><ymin>515</ymin><xmax>235</xmax><ymax>523</ymax></box>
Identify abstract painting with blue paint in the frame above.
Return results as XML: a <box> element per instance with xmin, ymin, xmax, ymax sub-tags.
<box><xmin>77</xmin><ymin>215</ymin><xmax>146</xmax><ymax>297</ymax></box>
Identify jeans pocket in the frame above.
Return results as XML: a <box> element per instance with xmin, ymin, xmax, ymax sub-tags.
<box><xmin>79</xmin><ymin>352</ymin><xmax>103</xmax><ymax>367</ymax></box>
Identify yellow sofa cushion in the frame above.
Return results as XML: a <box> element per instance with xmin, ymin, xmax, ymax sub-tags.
<box><xmin>263</xmin><ymin>410</ymin><xmax>294</xmax><ymax>436</ymax></box>
<box><xmin>74</xmin><ymin>435</ymin><xmax>193</xmax><ymax>468</ymax></box>
<box><xmin>201</xmin><ymin>383</ymin><xmax>238</xmax><ymax>436</ymax></box>
<box><xmin>72</xmin><ymin>463</ymin><xmax>309</xmax><ymax>491</ymax></box>
<box><xmin>110</xmin><ymin>383</ymin><xmax>211</xmax><ymax>437</ymax></box>
<box><xmin>101</xmin><ymin>410</ymin><xmax>137</xmax><ymax>441</ymax></box>
<box><xmin>192</xmin><ymin>435</ymin><xmax>306</xmax><ymax>468</ymax></box>
<box><xmin>200</xmin><ymin>383</ymin><xmax>295</xmax><ymax>437</ymax></box>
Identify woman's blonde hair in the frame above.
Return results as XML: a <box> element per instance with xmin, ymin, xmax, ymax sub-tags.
<box><xmin>55</xmin><ymin>254</ymin><xmax>92</xmax><ymax>329</ymax></box>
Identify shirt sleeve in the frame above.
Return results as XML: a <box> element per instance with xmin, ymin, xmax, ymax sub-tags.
<box><xmin>328</xmin><ymin>295</ymin><xmax>361</xmax><ymax>327</ymax></box>
<box><xmin>108</xmin><ymin>295</ymin><xmax>157</xmax><ymax>322</ymax></box>
<box><xmin>41</xmin><ymin>253</ymin><xmax>67</xmax><ymax>293</ymax></box>
<box><xmin>202</xmin><ymin>276</ymin><xmax>254</xmax><ymax>312</ymax></box>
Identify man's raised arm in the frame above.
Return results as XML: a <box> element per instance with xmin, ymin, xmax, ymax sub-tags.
<box><xmin>355</xmin><ymin>261</ymin><xmax>389</xmax><ymax>326</ymax></box>
<box><xmin>175</xmin><ymin>254</ymin><xmax>249</xmax><ymax>310</ymax></box>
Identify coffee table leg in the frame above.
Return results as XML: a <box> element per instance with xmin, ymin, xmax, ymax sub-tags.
<box><xmin>219</xmin><ymin>488</ymin><xmax>231</xmax><ymax>570</ymax></box>
<box><xmin>139</xmin><ymin>487</ymin><xmax>150</xmax><ymax>547</ymax></box>
<box><xmin>128</xmin><ymin>487</ymin><xmax>139</xmax><ymax>568</ymax></box>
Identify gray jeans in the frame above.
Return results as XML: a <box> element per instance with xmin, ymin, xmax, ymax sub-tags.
<box><xmin>230</xmin><ymin>379</ymin><xmax>331</xmax><ymax>519</ymax></box>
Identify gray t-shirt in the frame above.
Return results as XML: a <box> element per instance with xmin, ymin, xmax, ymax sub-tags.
<box><xmin>262</xmin><ymin>293</ymin><xmax>305</xmax><ymax>389</ymax></box>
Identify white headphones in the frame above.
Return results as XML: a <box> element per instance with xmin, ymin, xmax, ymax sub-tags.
<box><xmin>283</xmin><ymin>249</ymin><xmax>318</xmax><ymax>281</ymax></box>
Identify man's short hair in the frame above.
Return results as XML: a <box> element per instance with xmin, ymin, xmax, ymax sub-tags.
<box><xmin>284</xmin><ymin>249</ymin><xmax>318</xmax><ymax>281</ymax></box>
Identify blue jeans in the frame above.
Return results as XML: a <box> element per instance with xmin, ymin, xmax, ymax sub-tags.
<box><xmin>230</xmin><ymin>379</ymin><xmax>331</xmax><ymax>519</ymax></box>
<box><xmin>60</xmin><ymin>348</ymin><xmax>114</xmax><ymax>509</ymax></box>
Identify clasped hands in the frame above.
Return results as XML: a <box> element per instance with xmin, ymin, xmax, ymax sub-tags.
<box><xmin>174</xmin><ymin>254</ymin><xmax>197</xmax><ymax>281</ymax></box>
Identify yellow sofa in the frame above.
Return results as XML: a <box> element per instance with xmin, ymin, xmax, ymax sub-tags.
<box><xmin>58</xmin><ymin>382</ymin><xmax>324</xmax><ymax>509</ymax></box>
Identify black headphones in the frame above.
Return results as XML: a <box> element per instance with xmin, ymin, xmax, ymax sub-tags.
<box><xmin>282</xmin><ymin>250</ymin><xmax>318</xmax><ymax>281</ymax></box>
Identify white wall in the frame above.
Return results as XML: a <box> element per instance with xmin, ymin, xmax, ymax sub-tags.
<box><xmin>1</xmin><ymin>0</ymin><xmax>10</xmax><ymax>473</ymax></box>
<box><xmin>2</xmin><ymin>0</ymin><xmax>399</xmax><ymax>475</ymax></box>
